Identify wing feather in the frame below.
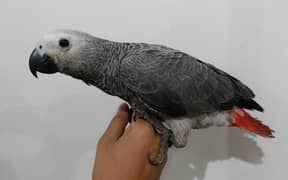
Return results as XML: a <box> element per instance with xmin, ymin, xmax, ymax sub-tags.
<box><xmin>119</xmin><ymin>44</ymin><xmax>255</xmax><ymax>117</ymax></box>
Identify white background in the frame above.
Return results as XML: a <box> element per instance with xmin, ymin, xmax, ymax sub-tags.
<box><xmin>0</xmin><ymin>0</ymin><xmax>286</xmax><ymax>179</ymax></box>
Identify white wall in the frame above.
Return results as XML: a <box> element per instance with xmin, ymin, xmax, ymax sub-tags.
<box><xmin>0</xmin><ymin>0</ymin><xmax>286</xmax><ymax>179</ymax></box>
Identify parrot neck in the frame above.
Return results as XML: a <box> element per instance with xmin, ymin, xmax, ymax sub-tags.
<box><xmin>61</xmin><ymin>38</ymin><xmax>127</xmax><ymax>95</ymax></box>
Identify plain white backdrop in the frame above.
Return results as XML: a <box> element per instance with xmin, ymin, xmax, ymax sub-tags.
<box><xmin>0</xmin><ymin>0</ymin><xmax>286</xmax><ymax>179</ymax></box>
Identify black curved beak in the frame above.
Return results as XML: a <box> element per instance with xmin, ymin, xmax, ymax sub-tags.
<box><xmin>29</xmin><ymin>49</ymin><xmax>59</xmax><ymax>78</ymax></box>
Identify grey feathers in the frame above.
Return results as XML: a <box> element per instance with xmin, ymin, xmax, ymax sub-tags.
<box><xmin>30</xmin><ymin>30</ymin><xmax>266</xmax><ymax>156</ymax></box>
<box><xmin>118</xmin><ymin>43</ymin><xmax>256</xmax><ymax>117</ymax></box>
<box><xmin>31</xmin><ymin>29</ymin><xmax>260</xmax><ymax>118</ymax></box>
<box><xmin>30</xmin><ymin>30</ymin><xmax>265</xmax><ymax>160</ymax></box>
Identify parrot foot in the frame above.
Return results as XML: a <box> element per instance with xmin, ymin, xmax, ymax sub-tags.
<box><xmin>128</xmin><ymin>108</ymin><xmax>135</xmax><ymax>123</ymax></box>
<box><xmin>129</xmin><ymin>108</ymin><xmax>172</xmax><ymax>165</ymax></box>
<box><xmin>148</xmin><ymin>129</ymin><xmax>170</xmax><ymax>166</ymax></box>
<box><xmin>128</xmin><ymin>108</ymin><xmax>141</xmax><ymax>123</ymax></box>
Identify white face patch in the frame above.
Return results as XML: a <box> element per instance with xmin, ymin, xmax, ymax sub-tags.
<box><xmin>36</xmin><ymin>33</ymin><xmax>61</xmax><ymax>56</ymax></box>
<box><xmin>35</xmin><ymin>30</ymin><xmax>88</xmax><ymax>62</ymax></box>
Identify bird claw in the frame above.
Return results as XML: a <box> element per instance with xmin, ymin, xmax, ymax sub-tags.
<box><xmin>128</xmin><ymin>108</ymin><xmax>142</xmax><ymax>123</ymax></box>
<box><xmin>128</xmin><ymin>108</ymin><xmax>134</xmax><ymax>123</ymax></box>
<box><xmin>148</xmin><ymin>130</ymin><xmax>170</xmax><ymax>166</ymax></box>
<box><xmin>149</xmin><ymin>155</ymin><xmax>165</xmax><ymax>166</ymax></box>
<box><xmin>128</xmin><ymin>108</ymin><xmax>171</xmax><ymax>166</ymax></box>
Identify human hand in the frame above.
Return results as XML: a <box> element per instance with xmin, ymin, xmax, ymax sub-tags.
<box><xmin>92</xmin><ymin>103</ymin><xmax>167</xmax><ymax>180</ymax></box>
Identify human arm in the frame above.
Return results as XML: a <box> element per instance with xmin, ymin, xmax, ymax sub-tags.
<box><xmin>92</xmin><ymin>103</ymin><xmax>167</xmax><ymax>180</ymax></box>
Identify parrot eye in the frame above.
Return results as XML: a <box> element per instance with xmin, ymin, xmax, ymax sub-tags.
<box><xmin>59</xmin><ymin>38</ymin><xmax>70</xmax><ymax>48</ymax></box>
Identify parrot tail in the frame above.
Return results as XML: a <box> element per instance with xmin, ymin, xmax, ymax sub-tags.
<box><xmin>230</xmin><ymin>108</ymin><xmax>275</xmax><ymax>138</ymax></box>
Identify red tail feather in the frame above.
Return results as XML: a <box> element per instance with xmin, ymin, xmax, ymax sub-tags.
<box><xmin>231</xmin><ymin>109</ymin><xmax>274</xmax><ymax>138</ymax></box>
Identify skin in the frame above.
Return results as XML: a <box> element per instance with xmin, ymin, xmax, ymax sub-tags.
<box><xmin>92</xmin><ymin>103</ymin><xmax>167</xmax><ymax>180</ymax></box>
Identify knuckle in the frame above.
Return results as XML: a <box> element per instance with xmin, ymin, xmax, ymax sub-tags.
<box><xmin>135</xmin><ymin>120</ymin><xmax>155</xmax><ymax>135</ymax></box>
<box><xmin>141</xmin><ymin>122</ymin><xmax>155</xmax><ymax>133</ymax></box>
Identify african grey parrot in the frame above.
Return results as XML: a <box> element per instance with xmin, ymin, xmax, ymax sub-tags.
<box><xmin>29</xmin><ymin>30</ymin><xmax>274</xmax><ymax>165</ymax></box>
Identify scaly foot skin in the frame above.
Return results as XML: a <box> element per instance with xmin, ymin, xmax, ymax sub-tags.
<box><xmin>145</xmin><ymin>116</ymin><xmax>171</xmax><ymax>166</ymax></box>
<box><xmin>128</xmin><ymin>108</ymin><xmax>138</xmax><ymax>123</ymax></box>
<box><xmin>131</xmin><ymin>109</ymin><xmax>172</xmax><ymax>166</ymax></box>
<box><xmin>148</xmin><ymin>129</ymin><xmax>170</xmax><ymax>166</ymax></box>
<box><xmin>127</xmin><ymin>108</ymin><xmax>133</xmax><ymax>123</ymax></box>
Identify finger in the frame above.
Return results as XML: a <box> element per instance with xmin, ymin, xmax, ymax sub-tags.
<box><xmin>122</xmin><ymin>118</ymin><xmax>156</xmax><ymax>141</ymax></box>
<box><xmin>133</xmin><ymin>118</ymin><xmax>155</xmax><ymax>134</ymax></box>
<box><xmin>102</xmin><ymin>103</ymin><xmax>129</xmax><ymax>143</ymax></box>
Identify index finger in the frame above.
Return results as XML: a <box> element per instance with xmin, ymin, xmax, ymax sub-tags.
<box><xmin>101</xmin><ymin>103</ymin><xmax>130</xmax><ymax>143</ymax></box>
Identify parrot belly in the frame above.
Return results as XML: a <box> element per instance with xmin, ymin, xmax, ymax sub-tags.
<box><xmin>163</xmin><ymin>108</ymin><xmax>274</xmax><ymax>148</ymax></box>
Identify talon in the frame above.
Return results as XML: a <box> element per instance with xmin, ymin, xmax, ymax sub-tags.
<box><xmin>148</xmin><ymin>130</ymin><xmax>170</xmax><ymax>166</ymax></box>
<box><xmin>128</xmin><ymin>108</ymin><xmax>133</xmax><ymax>123</ymax></box>
<box><xmin>132</xmin><ymin>112</ymin><xmax>172</xmax><ymax>166</ymax></box>
<box><xmin>148</xmin><ymin>155</ymin><xmax>164</xmax><ymax>166</ymax></box>
<box><xmin>168</xmin><ymin>140</ymin><xmax>173</xmax><ymax>148</ymax></box>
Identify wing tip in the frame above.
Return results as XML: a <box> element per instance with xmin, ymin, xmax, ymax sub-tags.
<box><xmin>237</xmin><ymin>99</ymin><xmax>264</xmax><ymax>112</ymax></box>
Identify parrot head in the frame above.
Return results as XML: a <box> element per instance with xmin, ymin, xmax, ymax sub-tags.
<box><xmin>29</xmin><ymin>30</ymin><xmax>97</xmax><ymax>78</ymax></box>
